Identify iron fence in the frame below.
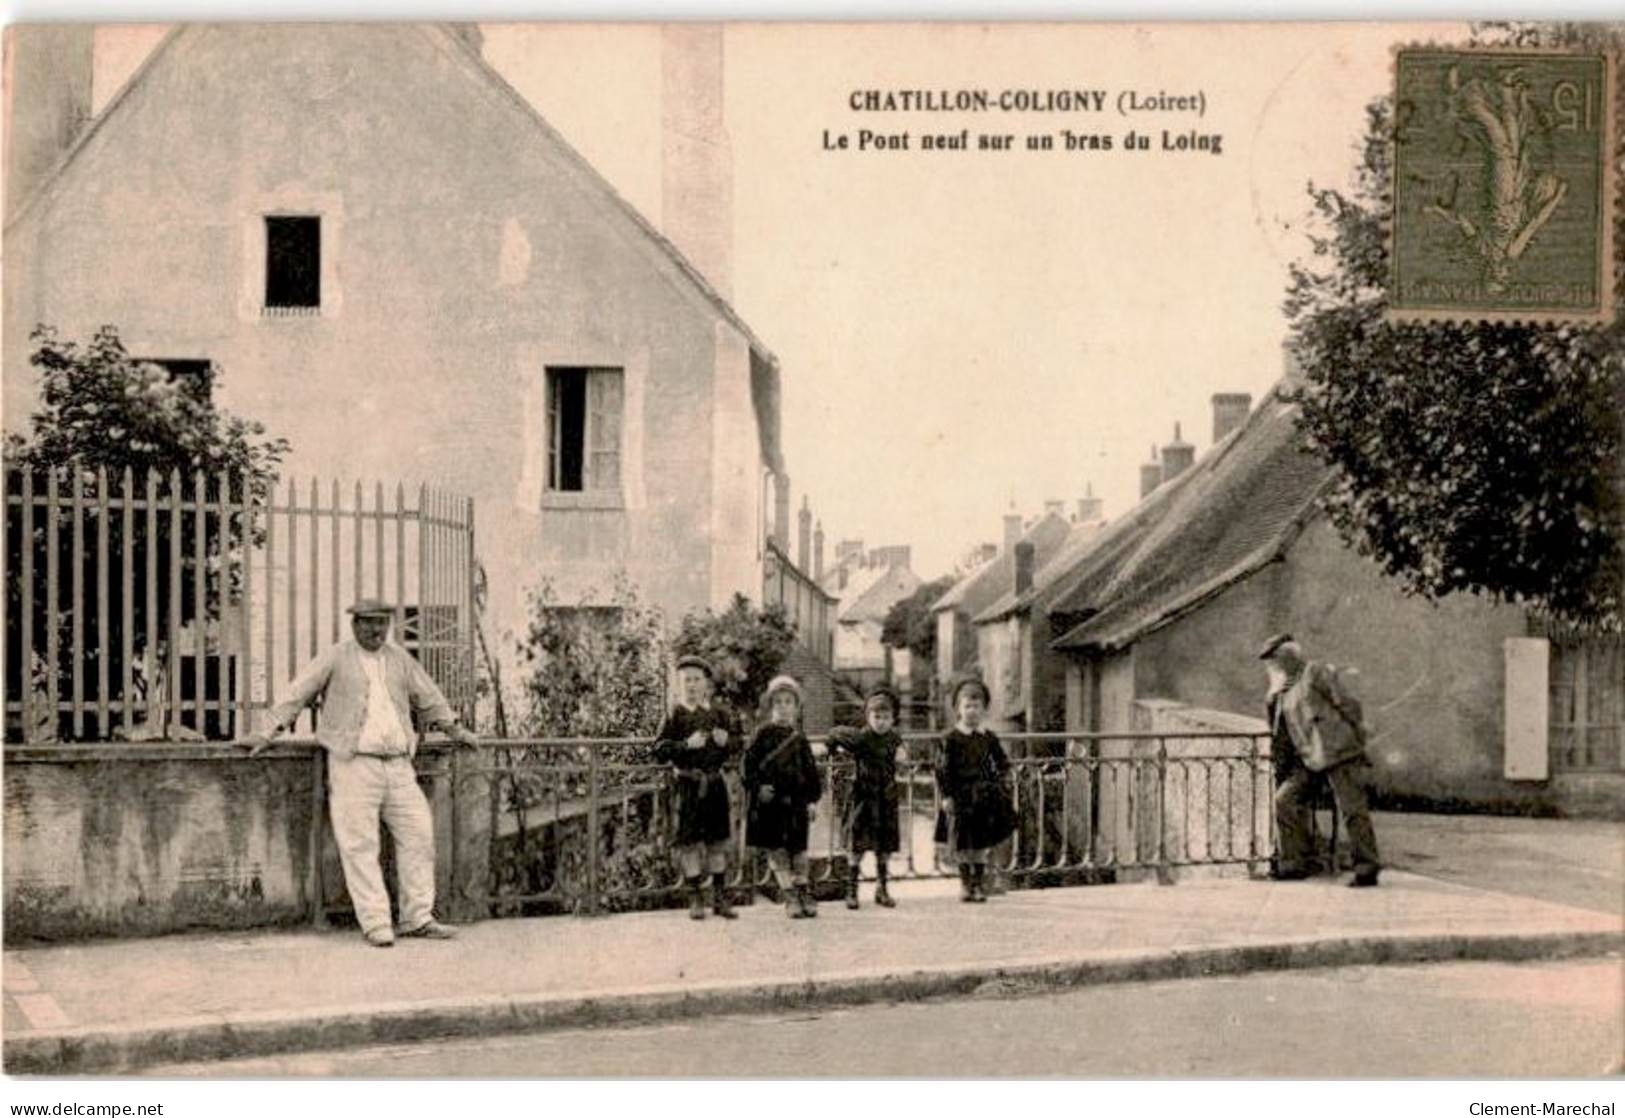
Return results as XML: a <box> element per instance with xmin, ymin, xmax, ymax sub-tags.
<box><xmin>462</xmin><ymin>730</ymin><xmax>1274</xmax><ymax>916</ymax></box>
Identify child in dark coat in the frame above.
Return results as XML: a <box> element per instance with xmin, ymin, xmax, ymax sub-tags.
<box><xmin>744</xmin><ymin>674</ymin><xmax>824</xmax><ymax>918</ymax></box>
<box><xmin>653</xmin><ymin>654</ymin><xmax>739</xmax><ymax>920</ymax></box>
<box><xmin>938</xmin><ymin>675</ymin><xmax>1014</xmax><ymax>903</ymax></box>
<box><xmin>828</xmin><ymin>684</ymin><xmax>905</xmax><ymax>909</ymax></box>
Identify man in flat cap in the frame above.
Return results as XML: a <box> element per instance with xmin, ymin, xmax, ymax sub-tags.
<box><xmin>245</xmin><ymin>598</ymin><xmax>480</xmax><ymax>945</ymax></box>
<box><xmin>1259</xmin><ymin>633</ymin><xmax>1381</xmax><ymax>887</ymax></box>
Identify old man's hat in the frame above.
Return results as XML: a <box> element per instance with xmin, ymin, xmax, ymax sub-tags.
<box><xmin>674</xmin><ymin>654</ymin><xmax>714</xmax><ymax>679</ymax></box>
<box><xmin>347</xmin><ymin>598</ymin><xmax>395</xmax><ymax>618</ymax></box>
<box><xmin>1257</xmin><ymin>632</ymin><xmax>1295</xmax><ymax>660</ymax></box>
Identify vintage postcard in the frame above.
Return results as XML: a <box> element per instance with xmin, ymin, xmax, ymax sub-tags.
<box><xmin>1</xmin><ymin>19</ymin><xmax>1621</xmax><ymax>1093</ymax></box>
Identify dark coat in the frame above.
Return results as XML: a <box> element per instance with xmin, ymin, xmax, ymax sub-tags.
<box><xmin>937</xmin><ymin>729</ymin><xmax>1015</xmax><ymax>852</ymax></box>
<box><xmin>653</xmin><ymin>704</ymin><xmax>738</xmax><ymax>845</ymax></box>
<box><xmin>829</xmin><ymin>726</ymin><xmax>902</xmax><ymax>854</ymax></box>
<box><xmin>743</xmin><ymin>722</ymin><xmax>823</xmax><ymax>855</ymax></box>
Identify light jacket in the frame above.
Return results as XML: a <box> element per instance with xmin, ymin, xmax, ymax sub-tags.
<box><xmin>1274</xmin><ymin>661</ymin><xmax>1367</xmax><ymax>773</ymax></box>
<box><xmin>266</xmin><ymin>638</ymin><xmax>457</xmax><ymax>758</ymax></box>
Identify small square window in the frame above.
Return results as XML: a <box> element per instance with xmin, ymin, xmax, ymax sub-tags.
<box><xmin>265</xmin><ymin>216</ymin><xmax>321</xmax><ymax>309</ymax></box>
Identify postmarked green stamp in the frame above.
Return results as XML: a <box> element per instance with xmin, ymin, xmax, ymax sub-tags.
<box><xmin>1390</xmin><ymin>48</ymin><xmax>1615</xmax><ymax>324</ymax></box>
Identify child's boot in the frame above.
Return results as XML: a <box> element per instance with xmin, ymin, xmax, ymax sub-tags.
<box><xmin>785</xmin><ymin>884</ymin><xmax>804</xmax><ymax>918</ymax></box>
<box><xmin>799</xmin><ymin>884</ymin><xmax>819</xmax><ymax>918</ymax></box>
<box><xmin>970</xmin><ymin>864</ymin><xmax>989</xmax><ymax>903</ymax></box>
<box><xmin>845</xmin><ymin>862</ymin><xmax>861</xmax><ymax>910</ymax></box>
<box><xmin>686</xmin><ymin>877</ymin><xmax>707</xmax><ymax>919</ymax></box>
<box><xmin>711</xmin><ymin>872</ymin><xmax>737</xmax><ymax>920</ymax></box>
<box><xmin>874</xmin><ymin>863</ymin><xmax>896</xmax><ymax>908</ymax></box>
<box><xmin>958</xmin><ymin>862</ymin><xmax>974</xmax><ymax>902</ymax></box>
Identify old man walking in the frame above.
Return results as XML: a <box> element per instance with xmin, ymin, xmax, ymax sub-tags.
<box><xmin>1260</xmin><ymin>633</ymin><xmax>1381</xmax><ymax>887</ymax></box>
<box><xmin>245</xmin><ymin>598</ymin><xmax>480</xmax><ymax>946</ymax></box>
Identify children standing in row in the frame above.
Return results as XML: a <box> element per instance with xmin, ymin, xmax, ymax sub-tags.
<box><xmin>827</xmin><ymin>683</ymin><xmax>905</xmax><ymax>909</ymax></box>
<box><xmin>937</xmin><ymin>675</ymin><xmax>1015</xmax><ymax>903</ymax></box>
<box><xmin>743</xmin><ymin>675</ymin><xmax>824</xmax><ymax>919</ymax></box>
<box><xmin>653</xmin><ymin>655</ymin><xmax>739</xmax><ymax>920</ymax></box>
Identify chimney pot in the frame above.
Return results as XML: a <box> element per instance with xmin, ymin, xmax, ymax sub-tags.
<box><xmin>1003</xmin><ymin>511</ymin><xmax>1023</xmax><ymax>553</ymax></box>
<box><xmin>798</xmin><ymin>497</ymin><xmax>812</xmax><ymax>569</ymax></box>
<box><xmin>1211</xmin><ymin>393</ymin><xmax>1253</xmax><ymax>444</ymax></box>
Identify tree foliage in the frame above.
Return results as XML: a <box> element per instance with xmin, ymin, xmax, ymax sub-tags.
<box><xmin>1285</xmin><ymin>28</ymin><xmax>1623</xmax><ymax>630</ymax></box>
<box><xmin>512</xmin><ymin>575</ymin><xmax>668</xmax><ymax>743</ymax></box>
<box><xmin>4</xmin><ymin>325</ymin><xmax>291</xmax><ymax>740</ymax></box>
<box><xmin>672</xmin><ymin>593</ymin><xmax>796</xmax><ymax>720</ymax></box>
<box><xmin>881</xmin><ymin>575</ymin><xmax>954</xmax><ymax>663</ymax></box>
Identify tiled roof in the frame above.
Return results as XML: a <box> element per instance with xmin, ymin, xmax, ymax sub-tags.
<box><xmin>842</xmin><ymin>563</ymin><xmax>922</xmax><ymax>624</ymax></box>
<box><xmin>1051</xmin><ymin>383</ymin><xmax>1328</xmax><ymax>652</ymax></box>
<box><xmin>931</xmin><ymin>512</ymin><xmax>1072</xmax><ymax>617</ymax></box>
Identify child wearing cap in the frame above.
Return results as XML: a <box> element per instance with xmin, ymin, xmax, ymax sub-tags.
<box><xmin>938</xmin><ymin>675</ymin><xmax>1015</xmax><ymax>903</ymax></box>
<box><xmin>653</xmin><ymin>655</ymin><xmax>740</xmax><ymax>920</ymax></box>
<box><xmin>744</xmin><ymin>674</ymin><xmax>824</xmax><ymax>918</ymax></box>
<box><xmin>828</xmin><ymin>684</ymin><xmax>905</xmax><ymax>909</ymax></box>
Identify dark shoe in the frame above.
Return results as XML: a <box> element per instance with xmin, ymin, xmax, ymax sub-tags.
<box><xmin>845</xmin><ymin>870</ymin><xmax>860</xmax><ymax>910</ymax></box>
<box><xmin>1270</xmin><ymin>867</ymin><xmax>1312</xmax><ymax>881</ymax></box>
<box><xmin>400</xmin><ymin>920</ymin><xmax>456</xmax><ymax>940</ymax></box>
<box><xmin>688</xmin><ymin>882</ymin><xmax>707</xmax><ymax>920</ymax></box>
<box><xmin>969</xmin><ymin>864</ymin><xmax>989</xmax><ymax>903</ymax></box>
<box><xmin>1348</xmin><ymin>868</ymin><xmax>1380</xmax><ymax>888</ymax></box>
<box><xmin>874</xmin><ymin>882</ymin><xmax>896</xmax><ymax>908</ymax></box>
<box><xmin>958</xmin><ymin>863</ymin><xmax>974</xmax><ymax>902</ymax></box>
<box><xmin>799</xmin><ymin>885</ymin><xmax>819</xmax><ymax>918</ymax></box>
<box><xmin>786</xmin><ymin>889</ymin><xmax>805</xmax><ymax>918</ymax></box>
<box><xmin>711</xmin><ymin>875</ymin><xmax>738</xmax><ymax>919</ymax></box>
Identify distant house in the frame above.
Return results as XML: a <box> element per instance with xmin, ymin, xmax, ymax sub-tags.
<box><xmin>1048</xmin><ymin>378</ymin><xmax>1622</xmax><ymax>817</ymax></box>
<box><xmin>2</xmin><ymin>24</ymin><xmax>801</xmax><ymax>679</ymax></box>
<box><xmin>826</xmin><ymin>551</ymin><xmax>921</xmax><ymax>692</ymax></box>
<box><xmin>930</xmin><ymin>508</ymin><xmax>1072</xmax><ymax>721</ymax></box>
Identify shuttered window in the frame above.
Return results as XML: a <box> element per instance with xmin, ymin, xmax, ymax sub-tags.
<box><xmin>546</xmin><ymin>367</ymin><xmax>624</xmax><ymax>496</ymax></box>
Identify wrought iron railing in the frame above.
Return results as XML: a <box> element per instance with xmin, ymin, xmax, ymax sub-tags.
<box><xmin>463</xmin><ymin>730</ymin><xmax>1274</xmax><ymax>916</ymax></box>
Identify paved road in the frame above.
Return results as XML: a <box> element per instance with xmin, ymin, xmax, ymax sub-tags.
<box><xmin>1375</xmin><ymin>812</ymin><xmax>1623</xmax><ymax>916</ymax></box>
<box><xmin>144</xmin><ymin>957</ymin><xmax>1624</xmax><ymax>1078</ymax></box>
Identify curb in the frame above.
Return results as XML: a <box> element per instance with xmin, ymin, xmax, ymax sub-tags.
<box><xmin>7</xmin><ymin>929</ymin><xmax>1621</xmax><ymax>1074</ymax></box>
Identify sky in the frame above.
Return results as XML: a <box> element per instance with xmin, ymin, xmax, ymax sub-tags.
<box><xmin>87</xmin><ymin>19</ymin><xmax>1468</xmax><ymax>578</ymax></box>
<box><xmin>486</xmin><ymin>21</ymin><xmax>1467</xmax><ymax>575</ymax></box>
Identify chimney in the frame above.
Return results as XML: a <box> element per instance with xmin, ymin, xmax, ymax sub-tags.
<box><xmin>661</xmin><ymin>25</ymin><xmax>733</xmax><ymax>298</ymax></box>
<box><xmin>5</xmin><ymin>25</ymin><xmax>95</xmax><ymax>220</ymax></box>
<box><xmin>773</xmin><ymin>473</ymin><xmax>791</xmax><ymax>550</ymax></box>
<box><xmin>813</xmin><ymin>520</ymin><xmax>825</xmax><ymax>582</ymax></box>
<box><xmin>1076</xmin><ymin>482</ymin><xmax>1104</xmax><ymax>523</ymax></box>
<box><xmin>1212</xmin><ymin>393</ymin><xmax>1252</xmax><ymax>444</ymax></box>
<box><xmin>1139</xmin><ymin>445</ymin><xmax>1163</xmax><ymax>500</ymax></box>
<box><xmin>1014</xmin><ymin>541</ymin><xmax>1035</xmax><ymax>596</ymax></box>
<box><xmin>797</xmin><ymin>497</ymin><xmax>812</xmax><ymax>570</ymax></box>
<box><xmin>1003</xmin><ymin>509</ymin><xmax>1023</xmax><ymax>553</ymax></box>
<box><xmin>1161</xmin><ymin>422</ymin><xmax>1196</xmax><ymax>480</ymax></box>
<box><xmin>1043</xmin><ymin>499</ymin><xmax>1065</xmax><ymax>520</ymax></box>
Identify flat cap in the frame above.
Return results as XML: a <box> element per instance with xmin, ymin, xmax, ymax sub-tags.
<box><xmin>347</xmin><ymin>598</ymin><xmax>396</xmax><ymax>617</ymax></box>
<box><xmin>674</xmin><ymin>654</ymin><xmax>714</xmax><ymax>679</ymax></box>
<box><xmin>1257</xmin><ymin>632</ymin><xmax>1295</xmax><ymax>660</ymax></box>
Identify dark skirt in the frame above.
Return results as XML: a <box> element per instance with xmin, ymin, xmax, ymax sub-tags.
<box><xmin>941</xmin><ymin>780</ymin><xmax>1015</xmax><ymax>852</ymax></box>
<box><xmin>848</xmin><ymin>781</ymin><xmax>901</xmax><ymax>854</ymax></box>
<box><xmin>748</xmin><ymin>796</ymin><xmax>812</xmax><ymax>855</ymax></box>
<box><xmin>672</xmin><ymin>771</ymin><xmax>733</xmax><ymax>846</ymax></box>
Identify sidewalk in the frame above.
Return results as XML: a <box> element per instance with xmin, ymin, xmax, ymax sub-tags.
<box><xmin>6</xmin><ymin>868</ymin><xmax>1620</xmax><ymax>1075</ymax></box>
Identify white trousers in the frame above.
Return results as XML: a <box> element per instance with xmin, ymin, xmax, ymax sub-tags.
<box><xmin>327</xmin><ymin>753</ymin><xmax>436</xmax><ymax>934</ymax></box>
